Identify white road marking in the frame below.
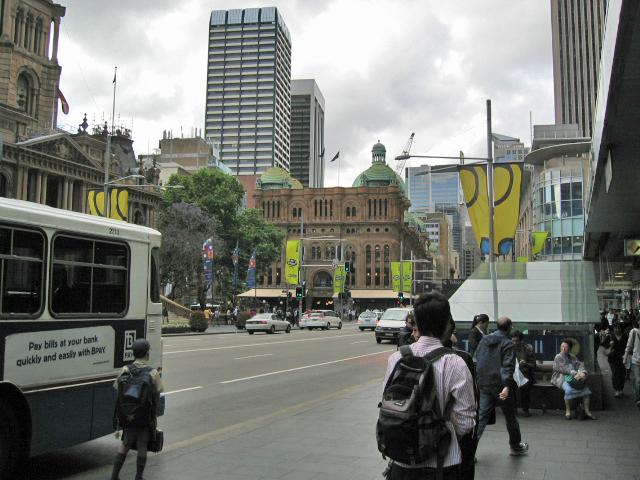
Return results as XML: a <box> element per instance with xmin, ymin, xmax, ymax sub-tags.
<box><xmin>164</xmin><ymin>332</ymin><xmax>364</xmax><ymax>355</ymax></box>
<box><xmin>350</xmin><ymin>340</ymin><xmax>369</xmax><ymax>344</ymax></box>
<box><xmin>234</xmin><ymin>353</ymin><xmax>273</xmax><ymax>360</ymax></box>
<box><xmin>164</xmin><ymin>386</ymin><xmax>203</xmax><ymax>395</ymax></box>
<box><xmin>220</xmin><ymin>350</ymin><xmax>394</xmax><ymax>384</ymax></box>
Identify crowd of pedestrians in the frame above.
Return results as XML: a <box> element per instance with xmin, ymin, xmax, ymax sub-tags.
<box><xmin>379</xmin><ymin>293</ymin><xmax>640</xmax><ymax>480</ymax></box>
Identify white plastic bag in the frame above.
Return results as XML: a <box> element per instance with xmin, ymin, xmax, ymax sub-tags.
<box><xmin>513</xmin><ymin>362</ymin><xmax>529</xmax><ymax>387</ymax></box>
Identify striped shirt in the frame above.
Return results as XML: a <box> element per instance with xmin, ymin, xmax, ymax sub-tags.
<box><xmin>383</xmin><ymin>336</ymin><xmax>476</xmax><ymax>468</ymax></box>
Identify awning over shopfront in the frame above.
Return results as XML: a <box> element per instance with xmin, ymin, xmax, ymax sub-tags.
<box><xmin>337</xmin><ymin>289</ymin><xmax>399</xmax><ymax>299</ymax></box>
<box><xmin>237</xmin><ymin>288</ymin><xmax>294</xmax><ymax>298</ymax></box>
<box><xmin>449</xmin><ymin>261</ymin><xmax>599</xmax><ymax>324</ymax></box>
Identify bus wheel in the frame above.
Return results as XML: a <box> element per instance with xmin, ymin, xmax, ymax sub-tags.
<box><xmin>0</xmin><ymin>400</ymin><xmax>22</xmax><ymax>479</ymax></box>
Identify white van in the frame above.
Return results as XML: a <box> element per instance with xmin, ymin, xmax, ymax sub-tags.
<box><xmin>374</xmin><ymin>307</ymin><xmax>413</xmax><ymax>344</ymax></box>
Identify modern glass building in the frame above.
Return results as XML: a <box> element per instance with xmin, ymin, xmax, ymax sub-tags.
<box><xmin>406</xmin><ymin>164</ymin><xmax>463</xmax><ymax>253</ymax></box>
<box><xmin>205</xmin><ymin>7</ymin><xmax>292</xmax><ymax>176</ymax></box>
<box><xmin>290</xmin><ymin>79</ymin><xmax>325</xmax><ymax>188</ymax></box>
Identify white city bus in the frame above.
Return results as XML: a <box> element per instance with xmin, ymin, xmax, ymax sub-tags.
<box><xmin>0</xmin><ymin>198</ymin><xmax>163</xmax><ymax>476</ymax></box>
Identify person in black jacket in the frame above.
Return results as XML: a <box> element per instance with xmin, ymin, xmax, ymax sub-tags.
<box><xmin>397</xmin><ymin>313</ymin><xmax>418</xmax><ymax>348</ymax></box>
<box><xmin>474</xmin><ymin>316</ymin><xmax>529</xmax><ymax>456</ymax></box>
<box><xmin>602</xmin><ymin>323</ymin><xmax>629</xmax><ymax>398</ymax></box>
<box><xmin>468</xmin><ymin>314</ymin><xmax>489</xmax><ymax>357</ymax></box>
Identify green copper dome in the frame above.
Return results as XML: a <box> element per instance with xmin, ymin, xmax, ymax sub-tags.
<box><xmin>352</xmin><ymin>141</ymin><xmax>406</xmax><ymax>194</ymax></box>
<box><xmin>256</xmin><ymin>167</ymin><xmax>303</xmax><ymax>190</ymax></box>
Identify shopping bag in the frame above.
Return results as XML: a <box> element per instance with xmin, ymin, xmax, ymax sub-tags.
<box><xmin>513</xmin><ymin>362</ymin><xmax>529</xmax><ymax>387</ymax></box>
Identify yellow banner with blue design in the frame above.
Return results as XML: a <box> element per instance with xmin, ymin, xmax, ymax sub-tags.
<box><xmin>530</xmin><ymin>231</ymin><xmax>550</xmax><ymax>255</ymax></box>
<box><xmin>285</xmin><ymin>240</ymin><xmax>300</xmax><ymax>284</ymax></box>
<box><xmin>87</xmin><ymin>188</ymin><xmax>128</xmax><ymax>221</ymax></box>
<box><xmin>401</xmin><ymin>261</ymin><xmax>412</xmax><ymax>292</ymax></box>
<box><xmin>333</xmin><ymin>265</ymin><xmax>345</xmax><ymax>295</ymax></box>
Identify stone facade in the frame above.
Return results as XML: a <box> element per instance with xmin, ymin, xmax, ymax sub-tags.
<box><xmin>253</xmin><ymin>184</ymin><xmax>427</xmax><ymax>307</ymax></box>
<box><xmin>0</xmin><ymin>1</ymin><xmax>161</xmax><ymax>227</ymax></box>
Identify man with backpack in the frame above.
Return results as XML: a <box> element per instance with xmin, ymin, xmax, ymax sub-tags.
<box><xmin>474</xmin><ymin>316</ymin><xmax>529</xmax><ymax>456</ymax></box>
<box><xmin>379</xmin><ymin>292</ymin><xmax>476</xmax><ymax>479</ymax></box>
<box><xmin>111</xmin><ymin>338</ymin><xmax>164</xmax><ymax>480</ymax></box>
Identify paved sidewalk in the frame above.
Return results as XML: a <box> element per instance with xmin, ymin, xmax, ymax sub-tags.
<box><xmin>98</xmin><ymin>352</ymin><xmax>640</xmax><ymax>480</ymax></box>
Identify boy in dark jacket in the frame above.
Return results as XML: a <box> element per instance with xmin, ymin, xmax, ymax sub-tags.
<box><xmin>474</xmin><ymin>316</ymin><xmax>529</xmax><ymax>456</ymax></box>
<box><xmin>111</xmin><ymin>339</ymin><xmax>164</xmax><ymax>480</ymax></box>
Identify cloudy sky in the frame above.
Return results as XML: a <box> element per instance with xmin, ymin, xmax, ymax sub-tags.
<box><xmin>57</xmin><ymin>0</ymin><xmax>554</xmax><ymax>186</ymax></box>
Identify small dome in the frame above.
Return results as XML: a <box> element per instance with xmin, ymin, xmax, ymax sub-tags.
<box><xmin>372</xmin><ymin>141</ymin><xmax>386</xmax><ymax>154</ymax></box>
<box><xmin>256</xmin><ymin>167</ymin><xmax>303</xmax><ymax>190</ymax></box>
<box><xmin>352</xmin><ymin>140</ymin><xmax>405</xmax><ymax>194</ymax></box>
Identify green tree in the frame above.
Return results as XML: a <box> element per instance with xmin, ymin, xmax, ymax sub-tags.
<box><xmin>164</xmin><ymin>169</ymin><xmax>244</xmax><ymax>233</ymax></box>
<box><xmin>236</xmin><ymin>208</ymin><xmax>284</xmax><ymax>277</ymax></box>
<box><xmin>158</xmin><ymin>202</ymin><xmax>219</xmax><ymax>304</ymax></box>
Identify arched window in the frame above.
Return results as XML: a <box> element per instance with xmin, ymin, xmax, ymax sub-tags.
<box><xmin>384</xmin><ymin>199</ymin><xmax>388</xmax><ymax>217</ymax></box>
<box><xmin>292</xmin><ymin>207</ymin><xmax>297</xmax><ymax>218</ymax></box>
<box><xmin>17</xmin><ymin>72</ymin><xmax>32</xmax><ymax>114</ymax></box>
<box><xmin>366</xmin><ymin>245</ymin><xmax>372</xmax><ymax>286</ymax></box>
<box><xmin>368</xmin><ymin>199</ymin><xmax>372</xmax><ymax>217</ymax></box>
<box><xmin>14</xmin><ymin>8</ymin><xmax>23</xmax><ymax>45</ymax></box>
<box><xmin>262</xmin><ymin>202</ymin><xmax>265</xmax><ymax>216</ymax></box>
<box><xmin>324</xmin><ymin>199</ymin><xmax>328</xmax><ymax>217</ymax></box>
<box><xmin>313</xmin><ymin>271</ymin><xmax>332</xmax><ymax>288</ymax></box>
<box><xmin>345</xmin><ymin>206</ymin><xmax>350</xmax><ymax>217</ymax></box>
<box><xmin>314</xmin><ymin>199</ymin><xmax>318</xmax><ymax>217</ymax></box>
<box><xmin>24</xmin><ymin>14</ymin><xmax>33</xmax><ymax>50</ymax></box>
<box><xmin>351</xmin><ymin>206</ymin><xmax>356</xmax><ymax>217</ymax></box>
<box><xmin>375</xmin><ymin>245</ymin><xmax>381</xmax><ymax>286</ymax></box>
<box><xmin>383</xmin><ymin>245</ymin><xmax>390</xmax><ymax>287</ymax></box>
<box><xmin>276</xmin><ymin>201</ymin><xmax>280</xmax><ymax>218</ymax></box>
<box><xmin>350</xmin><ymin>251</ymin><xmax>357</xmax><ymax>286</ymax></box>
<box><xmin>34</xmin><ymin>18</ymin><xmax>43</xmax><ymax>55</ymax></box>
<box><xmin>329</xmin><ymin>199</ymin><xmax>333</xmax><ymax>217</ymax></box>
<box><xmin>133</xmin><ymin>210</ymin><xmax>145</xmax><ymax>225</ymax></box>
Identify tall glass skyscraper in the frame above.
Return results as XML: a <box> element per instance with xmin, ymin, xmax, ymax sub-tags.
<box><xmin>205</xmin><ymin>7</ymin><xmax>292</xmax><ymax>176</ymax></box>
<box><xmin>406</xmin><ymin>164</ymin><xmax>464</xmax><ymax>253</ymax></box>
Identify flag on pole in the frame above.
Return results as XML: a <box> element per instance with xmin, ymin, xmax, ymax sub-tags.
<box><xmin>330</xmin><ymin>151</ymin><xmax>340</xmax><ymax>162</ymax></box>
<box><xmin>112</xmin><ymin>67</ymin><xmax>117</xmax><ymax>84</ymax></box>
<box><xmin>56</xmin><ymin>88</ymin><xmax>69</xmax><ymax>115</ymax></box>
<box><xmin>246</xmin><ymin>250</ymin><xmax>257</xmax><ymax>288</ymax></box>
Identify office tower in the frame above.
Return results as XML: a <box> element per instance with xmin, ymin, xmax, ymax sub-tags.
<box><xmin>551</xmin><ymin>0</ymin><xmax>607</xmax><ymax>138</ymax></box>
<box><xmin>205</xmin><ymin>7</ymin><xmax>292</xmax><ymax>176</ymax></box>
<box><xmin>406</xmin><ymin>164</ymin><xmax>463</xmax><ymax>253</ymax></box>
<box><xmin>493</xmin><ymin>133</ymin><xmax>529</xmax><ymax>163</ymax></box>
<box><xmin>290</xmin><ymin>79</ymin><xmax>325</xmax><ymax>188</ymax></box>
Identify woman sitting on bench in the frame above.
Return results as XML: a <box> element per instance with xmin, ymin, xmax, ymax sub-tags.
<box><xmin>551</xmin><ymin>339</ymin><xmax>596</xmax><ymax>420</ymax></box>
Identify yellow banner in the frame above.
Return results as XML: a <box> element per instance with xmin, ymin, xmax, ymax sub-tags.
<box><xmin>492</xmin><ymin>163</ymin><xmax>522</xmax><ymax>255</ymax></box>
<box><xmin>88</xmin><ymin>189</ymin><xmax>128</xmax><ymax>221</ymax></box>
<box><xmin>401</xmin><ymin>261</ymin><xmax>412</xmax><ymax>292</ymax></box>
<box><xmin>459</xmin><ymin>164</ymin><xmax>490</xmax><ymax>255</ymax></box>
<box><xmin>530</xmin><ymin>231</ymin><xmax>550</xmax><ymax>255</ymax></box>
<box><xmin>333</xmin><ymin>265</ymin><xmax>345</xmax><ymax>295</ymax></box>
<box><xmin>285</xmin><ymin>240</ymin><xmax>300</xmax><ymax>284</ymax></box>
<box><xmin>517</xmin><ymin>256</ymin><xmax>528</xmax><ymax>263</ymax></box>
<box><xmin>391</xmin><ymin>262</ymin><xmax>401</xmax><ymax>292</ymax></box>
<box><xmin>459</xmin><ymin>163</ymin><xmax>522</xmax><ymax>256</ymax></box>
<box><xmin>88</xmin><ymin>190</ymin><xmax>106</xmax><ymax>217</ymax></box>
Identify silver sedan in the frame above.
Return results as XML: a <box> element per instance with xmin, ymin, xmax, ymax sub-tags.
<box><xmin>246</xmin><ymin>313</ymin><xmax>292</xmax><ymax>334</ymax></box>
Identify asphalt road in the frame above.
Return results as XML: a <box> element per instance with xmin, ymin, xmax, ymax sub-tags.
<box><xmin>27</xmin><ymin>324</ymin><xmax>395</xmax><ymax>479</ymax></box>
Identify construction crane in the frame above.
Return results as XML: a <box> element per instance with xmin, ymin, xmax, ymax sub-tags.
<box><xmin>395</xmin><ymin>132</ymin><xmax>415</xmax><ymax>176</ymax></box>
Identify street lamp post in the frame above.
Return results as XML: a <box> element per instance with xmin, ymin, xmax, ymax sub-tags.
<box><xmin>396</xmin><ymin>100</ymin><xmax>499</xmax><ymax>321</ymax></box>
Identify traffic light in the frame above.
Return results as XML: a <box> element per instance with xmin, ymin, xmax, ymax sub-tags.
<box><xmin>296</xmin><ymin>286</ymin><xmax>303</xmax><ymax>298</ymax></box>
<box><xmin>344</xmin><ymin>261</ymin><xmax>351</xmax><ymax>273</ymax></box>
<box><xmin>398</xmin><ymin>292</ymin><xmax>404</xmax><ymax>302</ymax></box>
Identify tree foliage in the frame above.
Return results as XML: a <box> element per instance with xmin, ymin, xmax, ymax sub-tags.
<box><xmin>157</xmin><ymin>202</ymin><xmax>218</xmax><ymax>301</ymax></box>
<box><xmin>159</xmin><ymin>172</ymin><xmax>285</xmax><ymax>303</ymax></box>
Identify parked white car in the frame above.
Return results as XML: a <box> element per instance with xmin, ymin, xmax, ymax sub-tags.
<box><xmin>246</xmin><ymin>313</ymin><xmax>291</xmax><ymax>334</ymax></box>
<box><xmin>299</xmin><ymin>310</ymin><xmax>342</xmax><ymax>330</ymax></box>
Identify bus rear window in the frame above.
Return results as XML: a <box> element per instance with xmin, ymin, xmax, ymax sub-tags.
<box><xmin>51</xmin><ymin>235</ymin><xmax>129</xmax><ymax>316</ymax></box>
<box><xmin>0</xmin><ymin>226</ymin><xmax>44</xmax><ymax>317</ymax></box>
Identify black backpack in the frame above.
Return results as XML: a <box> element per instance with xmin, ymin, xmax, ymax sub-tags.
<box><xmin>116</xmin><ymin>365</ymin><xmax>154</xmax><ymax>427</ymax></box>
<box><xmin>376</xmin><ymin>346</ymin><xmax>452</xmax><ymax>476</ymax></box>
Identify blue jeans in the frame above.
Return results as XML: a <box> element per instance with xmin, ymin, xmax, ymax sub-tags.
<box><xmin>477</xmin><ymin>388</ymin><xmax>522</xmax><ymax>448</ymax></box>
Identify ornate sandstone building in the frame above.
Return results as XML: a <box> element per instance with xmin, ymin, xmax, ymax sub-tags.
<box><xmin>251</xmin><ymin>142</ymin><xmax>430</xmax><ymax>310</ymax></box>
<box><xmin>0</xmin><ymin>0</ymin><xmax>160</xmax><ymax>226</ymax></box>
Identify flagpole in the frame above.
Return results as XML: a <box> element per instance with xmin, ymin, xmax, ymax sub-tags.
<box><xmin>486</xmin><ymin>99</ymin><xmax>498</xmax><ymax>322</ymax></box>
<box><xmin>104</xmin><ymin>66</ymin><xmax>117</xmax><ymax>219</ymax></box>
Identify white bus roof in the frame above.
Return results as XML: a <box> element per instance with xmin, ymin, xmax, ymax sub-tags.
<box><xmin>0</xmin><ymin>197</ymin><xmax>161</xmax><ymax>244</ymax></box>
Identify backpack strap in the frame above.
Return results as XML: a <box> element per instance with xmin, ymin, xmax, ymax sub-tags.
<box><xmin>423</xmin><ymin>346</ymin><xmax>452</xmax><ymax>362</ymax></box>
